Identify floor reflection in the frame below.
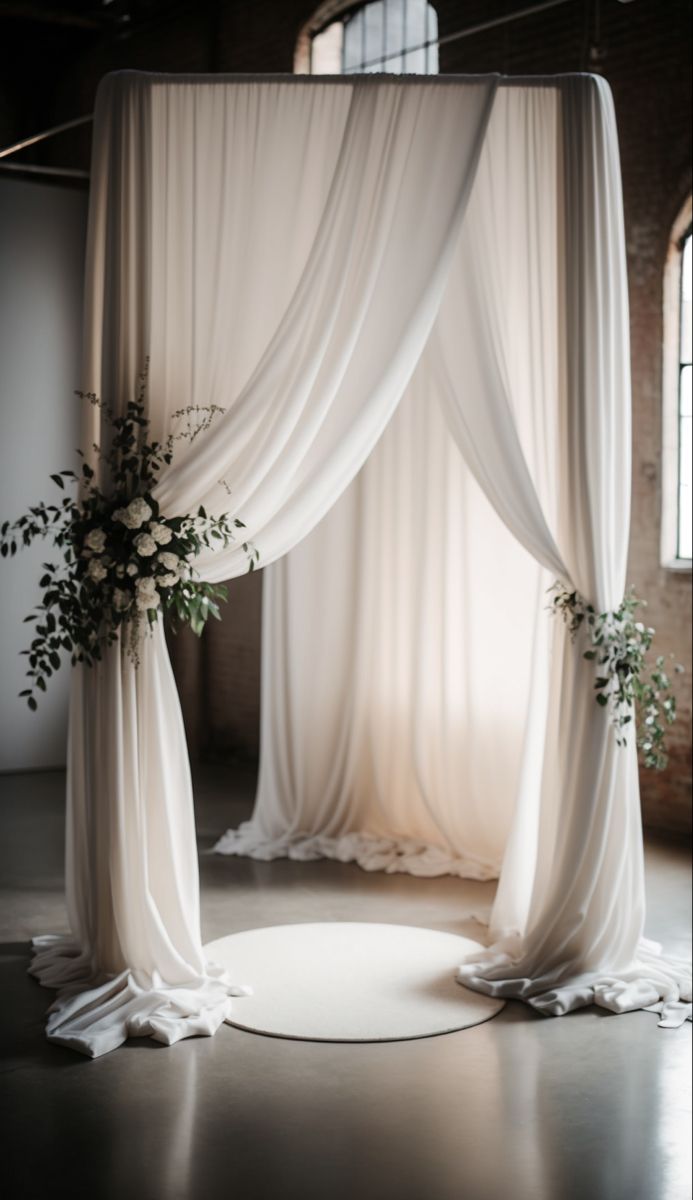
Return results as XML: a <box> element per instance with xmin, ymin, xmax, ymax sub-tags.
<box><xmin>1</xmin><ymin>766</ymin><xmax>690</xmax><ymax>1200</ymax></box>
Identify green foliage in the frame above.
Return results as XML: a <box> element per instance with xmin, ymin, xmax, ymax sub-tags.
<box><xmin>549</xmin><ymin>583</ymin><xmax>683</xmax><ymax>770</ymax></box>
<box><xmin>1</xmin><ymin>362</ymin><xmax>258</xmax><ymax>710</ymax></box>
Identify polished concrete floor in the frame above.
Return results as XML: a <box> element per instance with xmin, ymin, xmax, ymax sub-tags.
<box><xmin>0</xmin><ymin>766</ymin><xmax>690</xmax><ymax>1200</ymax></box>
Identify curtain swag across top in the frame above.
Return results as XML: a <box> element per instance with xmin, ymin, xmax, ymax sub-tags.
<box><xmin>30</xmin><ymin>70</ymin><xmax>691</xmax><ymax>1057</ymax></box>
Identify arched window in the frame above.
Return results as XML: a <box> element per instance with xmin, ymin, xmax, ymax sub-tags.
<box><xmin>662</xmin><ymin>198</ymin><xmax>692</xmax><ymax>567</ymax></box>
<box><xmin>296</xmin><ymin>1</ymin><xmax>439</xmax><ymax>76</ymax></box>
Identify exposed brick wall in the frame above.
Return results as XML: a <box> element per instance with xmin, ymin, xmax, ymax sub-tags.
<box><xmin>204</xmin><ymin>569</ymin><xmax>263</xmax><ymax>762</ymax></box>
<box><xmin>9</xmin><ymin>0</ymin><xmax>688</xmax><ymax>830</ymax></box>
<box><xmin>166</xmin><ymin>568</ymin><xmax>263</xmax><ymax>763</ymax></box>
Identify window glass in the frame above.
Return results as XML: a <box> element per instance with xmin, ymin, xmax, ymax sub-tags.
<box><xmin>679</xmin><ymin>233</ymin><xmax>692</xmax><ymax>559</ymax></box>
<box><xmin>310</xmin><ymin>0</ymin><xmax>439</xmax><ymax>76</ymax></box>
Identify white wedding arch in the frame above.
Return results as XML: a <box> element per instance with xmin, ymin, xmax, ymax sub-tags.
<box><xmin>30</xmin><ymin>70</ymin><xmax>691</xmax><ymax>1056</ymax></box>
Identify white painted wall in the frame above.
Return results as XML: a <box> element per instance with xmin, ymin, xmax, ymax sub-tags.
<box><xmin>0</xmin><ymin>176</ymin><xmax>88</xmax><ymax>771</ymax></box>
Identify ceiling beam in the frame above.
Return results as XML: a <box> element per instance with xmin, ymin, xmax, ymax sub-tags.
<box><xmin>0</xmin><ymin>4</ymin><xmax>106</xmax><ymax>30</ymax></box>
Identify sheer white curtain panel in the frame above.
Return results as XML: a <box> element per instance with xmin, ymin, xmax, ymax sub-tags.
<box><xmin>217</xmin><ymin>77</ymin><xmax>691</xmax><ymax>1027</ymax></box>
<box><xmin>29</xmin><ymin>71</ymin><xmax>497</xmax><ymax>1057</ymax></box>
<box><xmin>438</xmin><ymin>78</ymin><xmax>690</xmax><ymax>1023</ymax></box>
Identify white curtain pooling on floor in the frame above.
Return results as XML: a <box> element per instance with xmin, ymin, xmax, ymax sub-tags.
<box><xmin>29</xmin><ymin>71</ymin><xmax>690</xmax><ymax>1057</ymax></box>
<box><xmin>31</xmin><ymin>628</ymin><xmax>249</xmax><ymax>1058</ymax></box>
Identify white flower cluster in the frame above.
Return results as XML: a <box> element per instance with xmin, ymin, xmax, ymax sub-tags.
<box><xmin>88</xmin><ymin>559</ymin><xmax>108</xmax><ymax>583</ymax></box>
<box><xmin>150</xmin><ymin>522</ymin><xmax>173</xmax><ymax>545</ymax></box>
<box><xmin>80</xmin><ymin>497</ymin><xmax>186</xmax><ymax>621</ymax></box>
<box><xmin>157</xmin><ymin>550</ymin><xmax>181</xmax><ymax>588</ymax></box>
<box><xmin>4</xmin><ymin>378</ymin><xmax>251</xmax><ymax>710</ymax></box>
<box><xmin>84</xmin><ymin>528</ymin><xmax>107</xmax><ymax>553</ymax></box>
<box><xmin>134</xmin><ymin>532</ymin><xmax>157</xmax><ymax>557</ymax></box>
<box><xmin>135</xmin><ymin>576</ymin><xmax>160</xmax><ymax>612</ymax></box>
<box><xmin>112</xmin><ymin>497</ymin><xmax>152</xmax><ymax>530</ymax></box>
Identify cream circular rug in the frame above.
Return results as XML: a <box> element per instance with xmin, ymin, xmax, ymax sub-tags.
<box><xmin>205</xmin><ymin>923</ymin><xmax>505</xmax><ymax>1042</ymax></box>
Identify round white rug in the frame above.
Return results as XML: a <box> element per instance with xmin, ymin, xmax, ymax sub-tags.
<box><xmin>205</xmin><ymin>923</ymin><xmax>504</xmax><ymax>1042</ymax></box>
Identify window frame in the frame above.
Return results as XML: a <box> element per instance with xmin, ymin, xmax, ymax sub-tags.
<box><xmin>661</xmin><ymin>197</ymin><xmax>693</xmax><ymax>571</ymax></box>
<box><xmin>296</xmin><ymin>0</ymin><xmax>439</xmax><ymax>77</ymax></box>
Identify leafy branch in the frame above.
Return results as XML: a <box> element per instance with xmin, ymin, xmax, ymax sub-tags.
<box><xmin>549</xmin><ymin>583</ymin><xmax>683</xmax><ymax>769</ymax></box>
<box><xmin>1</xmin><ymin>364</ymin><xmax>258</xmax><ymax>709</ymax></box>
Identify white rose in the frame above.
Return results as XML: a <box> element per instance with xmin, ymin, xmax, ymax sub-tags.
<box><xmin>135</xmin><ymin>577</ymin><xmax>160</xmax><ymax>612</ymax></box>
<box><xmin>158</xmin><ymin>551</ymin><xmax>180</xmax><ymax>572</ymax></box>
<box><xmin>158</xmin><ymin>572</ymin><xmax>179</xmax><ymax>588</ymax></box>
<box><xmin>114</xmin><ymin>497</ymin><xmax>152</xmax><ymax>530</ymax></box>
<box><xmin>115</xmin><ymin>564</ymin><xmax>125</xmax><ymax>578</ymax></box>
<box><xmin>88</xmin><ymin>559</ymin><xmax>108</xmax><ymax>583</ymax></box>
<box><xmin>150</xmin><ymin>522</ymin><xmax>173</xmax><ymax>545</ymax></box>
<box><xmin>85</xmin><ymin>528</ymin><xmax>107</xmax><ymax>553</ymax></box>
<box><xmin>135</xmin><ymin>594</ymin><xmax>158</xmax><ymax>613</ymax></box>
<box><xmin>113</xmin><ymin>588</ymin><xmax>131</xmax><ymax>611</ymax></box>
<box><xmin>126</xmin><ymin>497</ymin><xmax>153</xmax><ymax>528</ymax></box>
<box><xmin>134</xmin><ymin>532</ymin><xmax>157</xmax><ymax>557</ymax></box>
<box><xmin>126</xmin><ymin>562</ymin><xmax>139</xmax><ymax>577</ymax></box>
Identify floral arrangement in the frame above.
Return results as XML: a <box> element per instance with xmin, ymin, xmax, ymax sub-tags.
<box><xmin>0</xmin><ymin>364</ymin><xmax>258</xmax><ymax>710</ymax></box>
<box><xmin>549</xmin><ymin>583</ymin><xmax>682</xmax><ymax>770</ymax></box>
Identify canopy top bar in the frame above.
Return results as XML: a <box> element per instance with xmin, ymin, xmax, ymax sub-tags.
<box><xmin>100</xmin><ymin>68</ymin><xmax>596</xmax><ymax>87</ymax></box>
<box><xmin>0</xmin><ymin>67</ymin><xmax>597</xmax><ymax>182</ymax></box>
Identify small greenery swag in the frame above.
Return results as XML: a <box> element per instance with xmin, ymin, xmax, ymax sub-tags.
<box><xmin>549</xmin><ymin>583</ymin><xmax>682</xmax><ymax>770</ymax></box>
<box><xmin>0</xmin><ymin>364</ymin><xmax>258</xmax><ymax>711</ymax></box>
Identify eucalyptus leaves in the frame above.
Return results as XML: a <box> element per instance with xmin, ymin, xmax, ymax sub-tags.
<box><xmin>0</xmin><ymin>365</ymin><xmax>258</xmax><ymax>710</ymax></box>
<box><xmin>549</xmin><ymin>583</ymin><xmax>682</xmax><ymax>770</ymax></box>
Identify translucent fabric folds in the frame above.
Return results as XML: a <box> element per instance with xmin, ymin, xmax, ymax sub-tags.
<box><xmin>31</xmin><ymin>71</ymin><xmax>498</xmax><ymax>1056</ymax></box>
<box><xmin>215</xmin><ymin>78</ymin><xmax>691</xmax><ymax>1028</ymax></box>
<box><xmin>215</xmin><ymin>362</ymin><xmax>545</xmax><ymax>883</ymax></box>
<box><xmin>31</xmin><ymin>71</ymin><xmax>690</xmax><ymax>1057</ymax></box>
<box><xmin>438</xmin><ymin>79</ymin><xmax>690</xmax><ymax>1023</ymax></box>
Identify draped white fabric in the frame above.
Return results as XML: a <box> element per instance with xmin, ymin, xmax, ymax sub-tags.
<box><xmin>215</xmin><ymin>361</ymin><xmax>546</xmax><ymax>882</ymax></box>
<box><xmin>439</xmin><ymin>79</ymin><xmax>690</xmax><ymax>1022</ymax></box>
<box><xmin>30</xmin><ymin>71</ymin><xmax>691</xmax><ymax>1057</ymax></box>
<box><xmin>215</xmin><ymin>85</ymin><xmax>561</xmax><ymax>880</ymax></box>
<box><xmin>215</xmin><ymin>78</ymin><xmax>692</xmax><ymax>1025</ymax></box>
<box><xmin>30</xmin><ymin>628</ymin><xmax>249</xmax><ymax>1059</ymax></box>
<box><xmin>30</xmin><ymin>71</ymin><xmax>499</xmax><ymax>1055</ymax></box>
